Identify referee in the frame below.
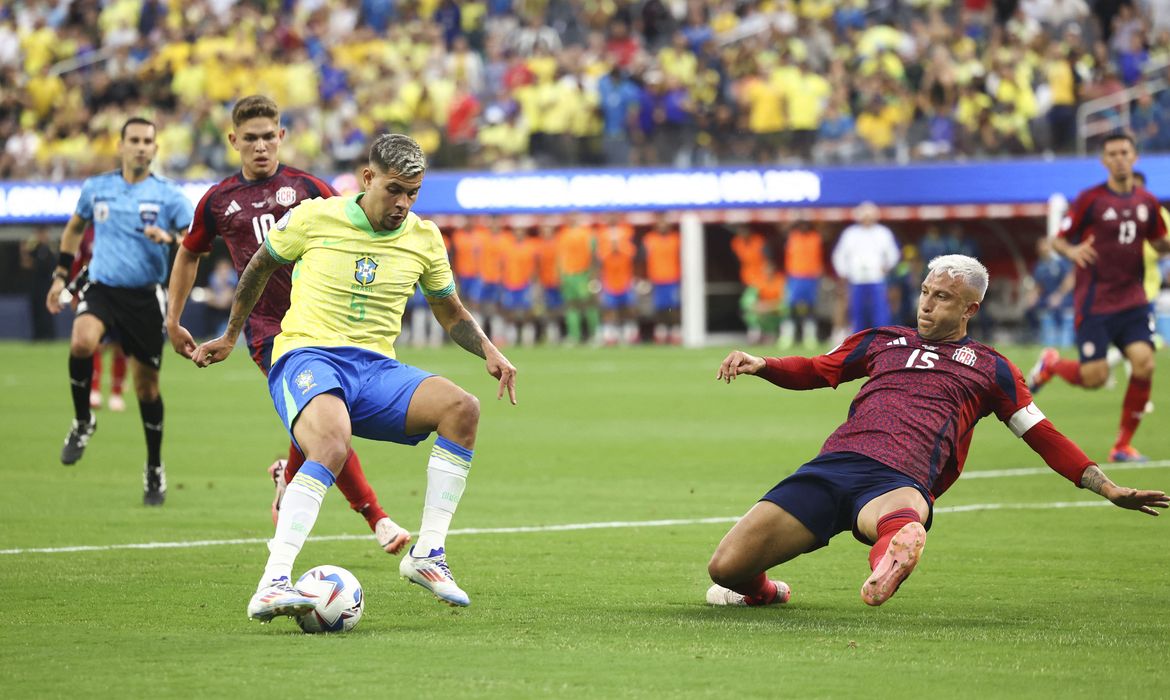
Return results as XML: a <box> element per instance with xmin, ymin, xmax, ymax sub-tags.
<box><xmin>46</xmin><ymin>117</ymin><xmax>194</xmax><ymax>506</ymax></box>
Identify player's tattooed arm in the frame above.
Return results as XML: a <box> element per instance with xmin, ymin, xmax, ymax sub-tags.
<box><xmin>224</xmin><ymin>247</ymin><xmax>284</xmax><ymax>340</ymax></box>
<box><xmin>1080</xmin><ymin>465</ymin><xmax>1111</xmax><ymax>495</ymax></box>
<box><xmin>1081</xmin><ymin>464</ymin><xmax>1170</xmax><ymax>516</ymax></box>
<box><xmin>449</xmin><ymin>319</ymin><xmax>488</xmax><ymax>359</ymax></box>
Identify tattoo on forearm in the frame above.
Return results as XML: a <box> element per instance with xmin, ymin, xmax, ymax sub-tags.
<box><xmin>226</xmin><ymin>255</ymin><xmax>279</xmax><ymax>336</ymax></box>
<box><xmin>449</xmin><ymin>319</ymin><xmax>487</xmax><ymax>359</ymax></box>
<box><xmin>1080</xmin><ymin>465</ymin><xmax>1110</xmax><ymax>495</ymax></box>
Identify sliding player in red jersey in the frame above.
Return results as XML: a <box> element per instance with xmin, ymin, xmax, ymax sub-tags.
<box><xmin>707</xmin><ymin>254</ymin><xmax>1167</xmax><ymax>608</ymax></box>
<box><xmin>1028</xmin><ymin>134</ymin><xmax>1170</xmax><ymax>463</ymax></box>
<box><xmin>165</xmin><ymin>95</ymin><xmax>410</xmax><ymax>555</ymax></box>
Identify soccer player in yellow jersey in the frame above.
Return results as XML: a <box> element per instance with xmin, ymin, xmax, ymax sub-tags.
<box><xmin>192</xmin><ymin>134</ymin><xmax>517</xmax><ymax>622</ymax></box>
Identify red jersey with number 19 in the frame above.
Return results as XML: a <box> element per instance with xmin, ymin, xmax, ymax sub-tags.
<box><xmin>183</xmin><ymin>165</ymin><xmax>337</xmax><ymax>358</ymax></box>
<box><xmin>1058</xmin><ymin>183</ymin><xmax>1167</xmax><ymax>321</ymax></box>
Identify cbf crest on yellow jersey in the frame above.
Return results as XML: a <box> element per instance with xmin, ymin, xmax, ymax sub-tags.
<box><xmin>264</xmin><ymin>194</ymin><xmax>455</xmax><ymax>361</ymax></box>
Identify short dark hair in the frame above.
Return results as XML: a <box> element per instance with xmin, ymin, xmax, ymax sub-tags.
<box><xmin>121</xmin><ymin>117</ymin><xmax>155</xmax><ymax>140</ymax></box>
<box><xmin>232</xmin><ymin>95</ymin><xmax>280</xmax><ymax>127</ymax></box>
<box><xmin>1133</xmin><ymin>170</ymin><xmax>1147</xmax><ymax>185</ymax></box>
<box><xmin>1102</xmin><ymin>132</ymin><xmax>1136</xmax><ymax>150</ymax></box>
<box><xmin>368</xmin><ymin>134</ymin><xmax>426</xmax><ymax>178</ymax></box>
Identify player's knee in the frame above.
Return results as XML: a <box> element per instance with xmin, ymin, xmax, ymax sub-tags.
<box><xmin>447</xmin><ymin>390</ymin><xmax>480</xmax><ymax>431</ymax></box>
<box><xmin>307</xmin><ymin>439</ymin><xmax>349</xmax><ymax>473</ymax></box>
<box><xmin>135</xmin><ymin>385</ymin><xmax>160</xmax><ymax>402</ymax></box>
<box><xmin>1081</xmin><ymin>366</ymin><xmax>1109</xmax><ymax>388</ymax></box>
<box><xmin>1130</xmin><ymin>355</ymin><xmax>1155</xmax><ymax>379</ymax></box>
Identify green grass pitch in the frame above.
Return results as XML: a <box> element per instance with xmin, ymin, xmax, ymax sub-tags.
<box><xmin>1</xmin><ymin>341</ymin><xmax>1167</xmax><ymax>698</ymax></box>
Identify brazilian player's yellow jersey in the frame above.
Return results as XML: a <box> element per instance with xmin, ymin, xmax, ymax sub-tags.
<box><xmin>1145</xmin><ymin>206</ymin><xmax>1170</xmax><ymax>302</ymax></box>
<box><xmin>264</xmin><ymin>194</ymin><xmax>454</xmax><ymax>362</ymax></box>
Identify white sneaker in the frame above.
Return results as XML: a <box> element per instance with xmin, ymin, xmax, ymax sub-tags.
<box><xmin>399</xmin><ymin>546</ymin><xmax>470</xmax><ymax>607</ymax></box>
<box><xmin>374</xmin><ymin>517</ymin><xmax>411</xmax><ymax>555</ymax></box>
<box><xmin>706</xmin><ymin>580</ymin><xmax>791</xmax><ymax>606</ymax></box>
<box><xmin>89</xmin><ymin>390</ymin><xmax>102</xmax><ymax>409</ymax></box>
<box><xmin>247</xmin><ymin>577</ymin><xmax>316</xmax><ymax>622</ymax></box>
<box><xmin>108</xmin><ymin>394</ymin><xmax>126</xmax><ymax>412</ymax></box>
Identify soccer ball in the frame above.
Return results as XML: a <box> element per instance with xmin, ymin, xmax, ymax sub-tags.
<box><xmin>294</xmin><ymin>565</ymin><xmax>364</xmax><ymax>633</ymax></box>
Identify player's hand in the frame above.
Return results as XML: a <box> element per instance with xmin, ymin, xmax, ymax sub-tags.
<box><xmin>486</xmin><ymin>349</ymin><xmax>517</xmax><ymax>405</ymax></box>
<box><xmin>1067</xmin><ymin>235</ymin><xmax>1097</xmax><ymax>268</ymax></box>
<box><xmin>717</xmin><ymin>350</ymin><xmax>765</xmax><ymax>383</ymax></box>
<box><xmin>191</xmin><ymin>334</ymin><xmax>236</xmax><ymax>368</ymax></box>
<box><xmin>143</xmin><ymin>225</ymin><xmax>175</xmax><ymax>244</ymax></box>
<box><xmin>1106</xmin><ymin>485</ymin><xmax>1169</xmax><ymax>516</ymax></box>
<box><xmin>168</xmin><ymin>322</ymin><xmax>198</xmax><ymax>359</ymax></box>
<box><xmin>46</xmin><ymin>278</ymin><xmax>65</xmax><ymax>314</ymax></box>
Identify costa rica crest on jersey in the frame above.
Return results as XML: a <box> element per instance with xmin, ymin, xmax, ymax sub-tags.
<box><xmin>275</xmin><ymin>186</ymin><xmax>297</xmax><ymax>207</ymax></box>
<box><xmin>952</xmin><ymin>347</ymin><xmax>977</xmax><ymax>367</ymax></box>
<box><xmin>355</xmin><ymin>256</ymin><xmax>378</xmax><ymax>286</ymax></box>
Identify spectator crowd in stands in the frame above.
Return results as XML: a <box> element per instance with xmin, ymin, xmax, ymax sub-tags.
<box><xmin>3</xmin><ymin>0</ymin><xmax>1170</xmax><ymax>182</ymax></box>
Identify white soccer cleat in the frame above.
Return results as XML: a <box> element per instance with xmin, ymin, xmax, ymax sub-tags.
<box><xmin>108</xmin><ymin>393</ymin><xmax>126</xmax><ymax>412</ymax></box>
<box><xmin>89</xmin><ymin>390</ymin><xmax>102</xmax><ymax>409</ymax></box>
<box><xmin>399</xmin><ymin>546</ymin><xmax>470</xmax><ymax>607</ymax></box>
<box><xmin>706</xmin><ymin>580</ymin><xmax>791</xmax><ymax>607</ymax></box>
<box><xmin>374</xmin><ymin>518</ymin><xmax>412</xmax><ymax>555</ymax></box>
<box><xmin>247</xmin><ymin>577</ymin><xmax>316</xmax><ymax>623</ymax></box>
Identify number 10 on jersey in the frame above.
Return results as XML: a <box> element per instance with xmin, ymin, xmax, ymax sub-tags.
<box><xmin>252</xmin><ymin>214</ymin><xmax>276</xmax><ymax>243</ymax></box>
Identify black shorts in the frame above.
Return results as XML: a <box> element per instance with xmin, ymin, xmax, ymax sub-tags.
<box><xmin>760</xmin><ymin>452</ymin><xmax>934</xmax><ymax>551</ymax></box>
<box><xmin>76</xmin><ymin>282</ymin><xmax>166</xmax><ymax>369</ymax></box>
<box><xmin>1075</xmin><ymin>305</ymin><xmax>1156</xmax><ymax>362</ymax></box>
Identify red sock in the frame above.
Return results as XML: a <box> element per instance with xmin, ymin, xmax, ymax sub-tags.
<box><xmin>868</xmin><ymin>508</ymin><xmax>923</xmax><ymax>571</ymax></box>
<box><xmin>1115</xmin><ymin>376</ymin><xmax>1151</xmax><ymax>449</ymax></box>
<box><xmin>1052</xmin><ymin>358</ymin><xmax>1084</xmax><ymax>386</ymax></box>
<box><xmin>730</xmin><ymin>571</ymin><xmax>779</xmax><ymax>606</ymax></box>
<box><xmin>284</xmin><ymin>442</ymin><xmax>304</xmax><ymax>484</ymax></box>
<box><xmin>111</xmin><ymin>350</ymin><xmax>127</xmax><ymax>395</ymax></box>
<box><xmin>335</xmin><ymin>449</ymin><xmax>388</xmax><ymax>531</ymax></box>
<box><xmin>91</xmin><ymin>351</ymin><xmax>103</xmax><ymax>392</ymax></box>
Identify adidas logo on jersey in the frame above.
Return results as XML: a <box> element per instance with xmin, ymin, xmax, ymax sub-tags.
<box><xmin>1102</xmin><ymin>207</ymin><xmax>1118</xmax><ymax>221</ymax></box>
<box><xmin>886</xmin><ymin>337</ymin><xmax>908</xmax><ymax>346</ymax></box>
<box><xmin>226</xmin><ymin>200</ymin><xmax>242</xmax><ymax>216</ymax></box>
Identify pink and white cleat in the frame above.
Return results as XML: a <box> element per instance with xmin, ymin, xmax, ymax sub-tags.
<box><xmin>861</xmin><ymin>521</ymin><xmax>926</xmax><ymax>606</ymax></box>
<box><xmin>374</xmin><ymin>518</ymin><xmax>412</xmax><ymax>555</ymax></box>
<box><xmin>267</xmin><ymin>459</ymin><xmax>287</xmax><ymax>526</ymax></box>
<box><xmin>706</xmin><ymin>580</ymin><xmax>792</xmax><ymax>606</ymax></box>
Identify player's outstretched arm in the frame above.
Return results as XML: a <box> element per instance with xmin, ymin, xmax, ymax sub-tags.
<box><xmin>1080</xmin><ymin>465</ymin><xmax>1169</xmax><ymax>517</ymax></box>
<box><xmin>166</xmin><ymin>246</ymin><xmax>204</xmax><ymax>359</ymax></box>
<box><xmin>428</xmin><ymin>292</ymin><xmax>518</xmax><ymax>405</ymax></box>
<box><xmin>716</xmin><ymin>350</ymin><xmax>765</xmax><ymax>383</ymax></box>
<box><xmin>192</xmin><ymin>246</ymin><xmax>284</xmax><ymax>368</ymax></box>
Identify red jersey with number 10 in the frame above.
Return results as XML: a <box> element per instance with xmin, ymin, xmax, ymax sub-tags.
<box><xmin>183</xmin><ymin>164</ymin><xmax>336</xmax><ymax>348</ymax></box>
<box><xmin>1058</xmin><ymin>183</ymin><xmax>1167</xmax><ymax>321</ymax></box>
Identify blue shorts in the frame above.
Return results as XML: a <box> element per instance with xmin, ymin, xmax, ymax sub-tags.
<box><xmin>1075</xmin><ymin>305</ymin><xmax>1156</xmax><ymax>362</ymax></box>
<box><xmin>542</xmin><ymin>287</ymin><xmax>563</xmax><ymax>310</ymax></box>
<box><xmin>651</xmin><ymin>282</ymin><xmax>680</xmax><ymax>312</ymax></box>
<box><xmin>458</xmin><ymin>276</ymin><xmax>482</xmax><ymax>304</ymax></box>
<box><xmin>760</xmin><ymin>452</ymin><xmax>934</xmax><ymax>550</ymax></box>
<box><xmin>786</xmin><ymin>276</ymin><xmax>819</xmax><ymax>310</ymax></box>
<box><xmin>268</xmin><ymin>346</ymin><xmax>433</xmax><ymax>450</ymax></box>
<box><xmin>601</xmin><ymin>288</ymin><xmax>636</xmax><ymax>310</ymax></box>
<box><xmin>500</xmin><ymin>286</ymin><xmax>532</xmax><ymax>311</ymax></box>
<box><xmin>478</xmin><ymin>282</ymin><xmax>500</xmax><ymax>306</ymax></box>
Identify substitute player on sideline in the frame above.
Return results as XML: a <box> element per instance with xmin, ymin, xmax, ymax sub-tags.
<box><xmin>192</xmin><ymin>134</ymin><xmax>517</xmax><ymax>622</ymax></box>
<box><xmin>707</xmin><ymin>255</ymin><xmax>1166</xmax><ymax>609</ymax></box>
<box><xmin>1028</xmin><ymin>134</ymin><xmax>1170</xmax><ymax>462</ymax></box>
<box><xmin>46</xmin><ymin>117</ymin><xmax>193</xmax><ymax>506</ymax></box>
<box><xmin>166</xmin><ymin>96</ymin><xmax>410</xmax><ymax>555</ymax></box>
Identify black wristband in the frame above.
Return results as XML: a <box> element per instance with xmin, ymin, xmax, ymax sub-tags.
<box><xmin>57</xmin><ymin>252</ymin><xmax>76</xmax><ymax>271</ymax></box>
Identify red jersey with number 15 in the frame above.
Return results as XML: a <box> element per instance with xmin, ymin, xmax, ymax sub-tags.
<box><xmin>1058</xmin><ymin>183</ymin><xmax>1167</xmax><ymax>320</ymax></box>
<box><xmin>183</xmin><ymin>164</ymin><xmax>337</xmax><ymax>347</ymax></box>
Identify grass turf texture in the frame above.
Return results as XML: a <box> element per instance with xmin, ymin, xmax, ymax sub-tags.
<box><xmin>1</xmin><ymin>341</ymin><xmax>1167</xmax><ymax>699</ymax></box>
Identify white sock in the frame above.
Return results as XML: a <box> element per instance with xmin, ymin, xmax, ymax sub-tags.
<box><xmin>414</xmin><ymin>437</ymin><xmax>473</xmax><ymax>556</ymax></box>
<box><xmin>259</xmin><ymin>461</ymin><xmax>333</xmax><ymax>587</ymax></box>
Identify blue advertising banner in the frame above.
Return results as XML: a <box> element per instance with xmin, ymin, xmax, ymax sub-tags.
<box><xmin>3</xmin><ymin>156</ymin><xmax>1169</xmax><ymax>224</ymax></box>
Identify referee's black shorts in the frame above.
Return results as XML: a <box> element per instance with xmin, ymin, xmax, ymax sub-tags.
<box><xmin>76</xmin><ymin>281</ymin><xmax>166</xmax><ymax>369</ymax></box>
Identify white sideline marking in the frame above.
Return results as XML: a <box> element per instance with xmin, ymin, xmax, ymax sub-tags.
<box><xmin>0</xmin><ymin>498</ymin><xmax>1151</xmax><ymax>556</ymax></box>
<box><xmin>964</xmin><ymin>459</ymin><xmax>1170</xmax><ymax>479</ymax></box>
